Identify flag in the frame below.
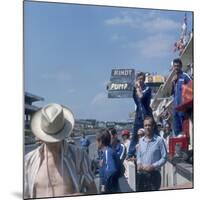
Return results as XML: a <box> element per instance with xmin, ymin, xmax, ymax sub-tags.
<box><xmin>173</xmin><ymin>13</ymin><xmax>188</xmax><ymax>55</ymax></box>
<box><xmin>181</xmin><ymin>13</ymin><xmax>187</xmax><ymax>46</ymax></box>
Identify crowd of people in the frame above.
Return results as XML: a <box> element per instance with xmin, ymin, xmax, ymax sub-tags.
<box><xmin>24</xmin><ymin>57</ymin><xmax>192</xmax><ymax>198</ymax></box>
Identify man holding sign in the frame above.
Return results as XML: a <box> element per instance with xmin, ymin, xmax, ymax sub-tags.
<box><xmin>107</xmin><ymin>70</ymin><xmax>153</xmax><ymax>160</ymax></box>
<box><xmin>127</xmin><ymin>72</ymin><xmax>153</xmax><ymax>160</ymax></box>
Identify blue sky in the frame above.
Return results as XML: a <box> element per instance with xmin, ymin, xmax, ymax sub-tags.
<box><xmin>24</xmin><ymin>1</ymin><xmax>193</xmax><ymax>121</ymax></box>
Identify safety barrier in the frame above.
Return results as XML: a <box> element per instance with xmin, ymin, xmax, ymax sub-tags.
<box><xmin>125</xmin><ymin>160</ymin><xmax>192</xmax><ymax>191</ymax></box>
<box><xmin>126</xmin><ymin>161</ymin><xmax>136</xmax><ymax>191</ymax></box>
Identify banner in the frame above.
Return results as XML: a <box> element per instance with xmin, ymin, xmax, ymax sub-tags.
<box><xmin>107</xmin><ymin>69</ymin><xmax>135</xmax><ymax>98</ymax></box>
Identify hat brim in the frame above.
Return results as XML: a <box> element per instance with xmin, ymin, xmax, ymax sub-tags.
<box><xmin>122</xmin><ymin>133</ymin><xmax>130</xmax><ymax>136</ymax></box>
<box><xmin>31</xmin><ymin>105</ymin><xmax>75</xmax><ymax>143</ymax></box>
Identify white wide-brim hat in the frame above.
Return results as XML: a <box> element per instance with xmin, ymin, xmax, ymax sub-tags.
<box><xmin>31</xmin><ymin>103</ymin><xmax>75</xmax><ymax>143</ymax></box>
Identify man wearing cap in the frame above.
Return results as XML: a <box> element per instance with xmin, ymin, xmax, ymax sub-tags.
<box><xmin>121</xmin><ymin>130</ymin><xmax>131</xmax><ymax>155</ymax></box>
<box><xmin>24</xmin><ymin>103</ymin><xmax>97</xmax><ymax>199</ymax></box>
<box><xmin>171</xmin><ymin>58</ymin><xmax>192</xmax><ymax>136</ymax></box>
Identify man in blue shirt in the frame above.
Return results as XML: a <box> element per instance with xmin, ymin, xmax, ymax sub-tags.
<box><xmin>171</xmin><ymin>58</ymin><xmax>192</xmax><ymax>136</ymax></box>
<box><xmin>127</xmin><ymin>72</ymin><xmax>153</xmax><ymax>160</ymax></box>
<box><xmin>137</xmin><ymin>116</ymin><xmax>167</xmax><ymax>191</ymax></box>
<box><xmin>109</xmin><ymin>128</ymin><xmax>126</xmax><ymax>162</ymax></box>
<box><xmin>96</xmin><ymin>129</ymin><xmax>120</xmax><ymax>193</ymax></box>
<box><xmin>80</xmin><ymin>131</ymin><xmax>91</xmax><ymax>154</ymax></box>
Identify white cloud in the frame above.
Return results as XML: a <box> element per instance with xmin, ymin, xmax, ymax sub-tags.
<box><xmin>105</xmin><ymin>12</ymin><xmax>180</xmax><ymax>33</ymax></box>
<box><xmin>134</xmin><ymin>34</ymin><xmax>176</xmax><ymax>57</ymax></box>
<box><xmin>143</xmin><ymin>17</ymin><xmax>180</xmax><ymax>33</ymax></box>
<box><xmin>105</xmin><ymin>15</ymin><xmax>133</xmax><ymax>26</ymax></box>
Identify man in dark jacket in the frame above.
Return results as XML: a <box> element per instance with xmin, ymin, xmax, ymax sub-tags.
<box><xmin>127</xmin><ymin>72</ymin><xmax>153</xmax><ymax>160</ymax></box>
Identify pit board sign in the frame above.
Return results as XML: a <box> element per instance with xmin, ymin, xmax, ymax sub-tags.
<box><xmin>107</xmin><ymin>69</ymin><xmax>135</xmax><ymax>98</ymax></box>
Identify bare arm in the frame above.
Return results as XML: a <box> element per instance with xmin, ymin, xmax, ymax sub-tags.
<box><xmin>135</xmin><ymin>81</ymin><xmax>143</xmax><ymax>98</ymax></box>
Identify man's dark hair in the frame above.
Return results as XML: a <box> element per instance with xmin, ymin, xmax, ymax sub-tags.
<box><xmin>109</xmin><ymin>128</ymin><xmax>117</xmax><ymax>135</ymax></box>
<box><xmin>144</xmin><ymin>116</ymin><xmax>155</xmax><ymax>125</ymax></box>
<box><xmin>96</xmin><ymin>129</ymin><xmax>111</xmax><ymax>146</ymax></box>
<box><xmin>136</xmin><ymin>72</ymin><xmax>146</xmax><ymax>80</ymax></box>
<box><xmin>173</xmin><ymin>58</ymin><xmax>182</xmax><ymax>67</ymax></box>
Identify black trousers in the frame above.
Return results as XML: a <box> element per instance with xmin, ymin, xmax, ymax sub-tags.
<box><xmin>105</xmin><ymin>172</ymin><xmax>119</xmax><ymax>193</ymax></box>
<box><xmin>136</xmin><ymin>170</ymin><xmax>161</xmax><ymax>192</ymax></box>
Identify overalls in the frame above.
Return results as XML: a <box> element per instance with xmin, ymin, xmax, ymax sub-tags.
<box><xmin>128</xmin><ymin>85</ymin><xmax>152</xmax><ymax>158</ymax></box>
<box><xmin>172</xmin><ymin>72</ymin><xmax>191</xmax><ymax>135</ymax></box>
